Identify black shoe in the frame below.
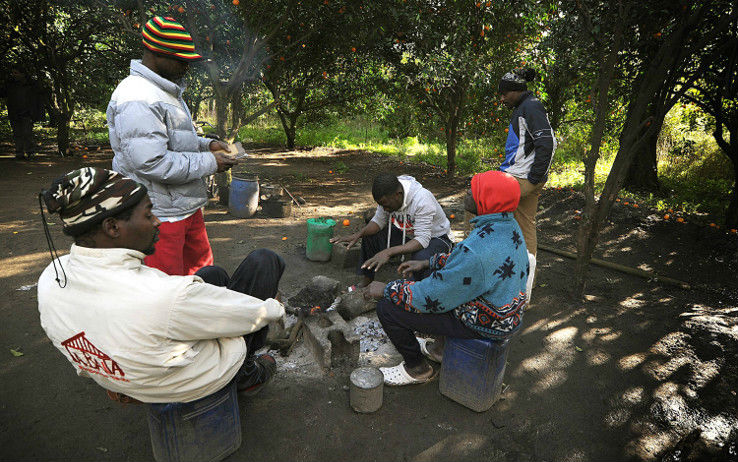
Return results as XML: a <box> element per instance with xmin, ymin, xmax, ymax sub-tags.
<box><xmin>237</xmin><ymin>354</ymin><xmax>277</xmax><ymax>396</ymax></box>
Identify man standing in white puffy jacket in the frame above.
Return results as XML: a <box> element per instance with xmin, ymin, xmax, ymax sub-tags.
<box><xmin>107</xmin><ymin>16</ymin><xmax>236</xmax><ymax>276</ymax></box>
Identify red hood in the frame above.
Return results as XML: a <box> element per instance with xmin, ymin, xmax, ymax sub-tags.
<box><xmin>471</xmin><ymin>171</ymin><xmax>520</xmax><ymax>215</ymax></box>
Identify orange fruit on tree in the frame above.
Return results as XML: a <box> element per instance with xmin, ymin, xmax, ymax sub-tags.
<box><xmin>449</xmin><ymin>214</ymin><xmax>456</xmax><ymax>219</ymax></box>
<box><xmin>731</xmin><ymin>229</ymin><xmax>737</xmax><ymax>233</ymax></box>
<box><xmin>342</xmin><ymin>219</ymin><xmax>350</xmax><ymax>226</ymax></box>
<box><xmin>710</xmin><ymin>223</ymin><xmax>716</xmax><ymax>227</ymax></box>
<box><xmin>178</xmin><ymin>6</ymin><xmax>184</xmax><ymax>13</ymax></box>
<box><xmin>677</xmin><ymin>217</ymin><xmax>685</xmax><ymax>223</ymax></box>
<box><xmin>233</xmin><ymin>0</ymin><xmax>240</xmax><ymax>5</ymax></box>
<box><xmin>329</xmin><ymin>170</ymin><xmax>333</xmax><ymax>174</ymax></box>
<box><xmin>664</xmin><ymin>214</ymin><xmax>670</xmax><ymax>220</ymax></box>
<box><xmin>282</xmin><ymin>236</ymin><xmax>288</xmax><ymax>240</ymax></box>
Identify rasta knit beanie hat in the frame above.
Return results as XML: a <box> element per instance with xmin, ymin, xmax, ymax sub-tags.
<box><xmin>142</xmin><ymin>16</ymin><xmax>203</xmax><ymax>61</ymax></box>
<box><xmin>499</xmin><ymin>68</ymin><xmax>537</xmax><ymax>93</ymax></box>
<box><xmin>42</xmin><ymin>167</ymin><xmax>148</xmax><ymax>236</ymax></box>
<box><xmin>471</xmin><ymin>170</ymin><xmax>520</xmax><ymax>215</ymax></box>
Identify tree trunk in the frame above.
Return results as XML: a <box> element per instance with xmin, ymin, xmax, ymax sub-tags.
<box><xmin>573</xmin><ymin>8</ymin><xmax>703</xmax><ymax>296</ymax></box>
<box><xmin>624</xmin><ymin>114</ymin><xmax>663</xmax><ymax>191</ymax></box>
<box><xmin>229</xmin><ymin>85</ymin><xmax>244</xmax><ymax>136</ymax></box>
<box><xmin>277</xmin><ymin>111</ymin><xmax>297</xmax><ymax>150</ymax></box>
<box><xmin>56</xmin><ymin>111</ymin><xmax>71</xmax><ymax>155</ymax></box>
<box><xmin>444</xmin><ymin>82</ymin><xmax>466</xmax><ymax>177</ymax></box>
<box><xmin>727</xmin><ymin>157</ymin><xmax>738</xmax><ymax>229</ymax></box>
<box><xmin>574</xmin><ymin>28</ymin><xmax>622</xmax><ymax>296</ymax></box>
<box><xmin>215</xmin><ymin>91</ymin><xmax>228</xmax><ymax>139</ymax></box>
<box><xmin>445</xmin><ymin>125</ymin><xmax>457</xmax><ymax>177</ymax></box>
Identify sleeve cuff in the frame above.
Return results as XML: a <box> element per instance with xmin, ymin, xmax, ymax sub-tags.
<box><xmin>199</xmin><ymin>137</ymin><xmax>213</xmax><ymax>152</ymax></box>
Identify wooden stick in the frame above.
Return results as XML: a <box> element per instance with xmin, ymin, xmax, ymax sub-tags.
<box><xmin>280</xmin><ymin>183</ymin><xmax>302</xmax><ymax>208</ymax></box>
<box><xmin>538</xmin><ymin>243</ymin><xmax>692</xmax><ymax>289</ymax></box>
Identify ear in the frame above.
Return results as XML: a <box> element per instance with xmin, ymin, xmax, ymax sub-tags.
<box><xmin>100</xmin><ymin>217</ymin><xmax>121</xmax><ymax>239</ymax></box>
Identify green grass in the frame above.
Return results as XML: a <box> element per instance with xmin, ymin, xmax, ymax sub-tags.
<box><xmin>238</xmin><ymin>114</ymin><xmax>734</xmax><ymax>223</ymax></box>
<box><xmin>6</xmin><ymin>102</ymin><xmax>730</xmax><ymax>224</ymax></box>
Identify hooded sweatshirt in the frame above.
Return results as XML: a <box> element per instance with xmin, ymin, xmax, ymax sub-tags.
<box><xmin>370</xmin><ymin>175</ymin><xmax>451</xmax><ymax>249</ymax></box>
<box><xmin>383</xmin><ymin>171</ymin><xmax>528</xmax><ymax>339</ymax></box>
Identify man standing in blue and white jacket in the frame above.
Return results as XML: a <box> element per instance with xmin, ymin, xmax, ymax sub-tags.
<box><xmin>498</xmin><ymin>67</ymin><xmax>557</xmax><ymax>298</ymax></box>
<box><xmin>107</xmin><ymin>17</ymin><xmax>236</xmax><ymax>276</ymax></box>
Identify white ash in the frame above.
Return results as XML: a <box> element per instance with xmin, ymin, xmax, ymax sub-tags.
<box><xmin>354</xmin><ymin>319</ymin><xmax>389</xmax><ymax>353</ymax></box>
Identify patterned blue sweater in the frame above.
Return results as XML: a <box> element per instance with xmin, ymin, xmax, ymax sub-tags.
<box><xmin>383</xmin><ymin>212</ymin><xmax>528</xmax><ymax>339</ymax></box>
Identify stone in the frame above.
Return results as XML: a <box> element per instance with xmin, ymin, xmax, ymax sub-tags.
<box><xmin>288</xmin><ymin>275</ymin><xmax>340</xmax><ymax>311</ymax></box>
<box><xmin>337</xmin><ymin>292</ymin><xmax>376</xmax><ymax>321</ymax></box>
<box><xmin>308</xmin><ymin>275</ymin><xmax>340</xmax><ymax>295</ymax></box>
<box><xmin>331</xmin><ymin>242</ymin><xmax>361</xmax><ymax>269</ymax></box>
<box><xmin>302</xmin><ymin>310</ymin><xmax>360</xmax><ymax>371</ymax></box>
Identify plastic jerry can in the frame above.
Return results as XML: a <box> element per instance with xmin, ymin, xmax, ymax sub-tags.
<box><xmin>439</xmin><ymin>337</ymin><xmax>511</xmax><ymax>412</ymax></box>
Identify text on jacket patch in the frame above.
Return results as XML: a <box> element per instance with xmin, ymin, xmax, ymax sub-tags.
<box><xmin>61</xmin><ymin>332</ymin><xmax>129</xmax><ymax>382</ymax></box>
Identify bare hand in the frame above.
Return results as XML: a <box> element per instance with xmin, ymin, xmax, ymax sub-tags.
<box><xmin>362</xmin><ymin>249</ymin><xmax>392</xmax><ymax>273</ymax></box>
<box><xmin>212</xmin><ymin>152</ymin><xmax>237</xmax><ymax>173</ymax></box>
<box><xmin>209</xmin><ymin>140</ymin><xmax>232</xmax><ymax>153</ymax></box>
<box><xmin>397</xmin><ymin>259</ymin><xmax>428</xmax><ymax>278</ymax></box>
<box><xmin>365</xmin><ymin>281</ymin><xmax>386</xmax><ymax>300</ymax></box>
<box><xmin>330</xmin><ymin>233</ymin><xmax>360</xmax><ymax>249</ymax></box>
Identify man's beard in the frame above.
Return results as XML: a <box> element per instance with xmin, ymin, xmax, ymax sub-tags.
<box><xmin>144</xmin><ymin>231</ymin><xmax>159</xmax><ymax>255</ymax></box>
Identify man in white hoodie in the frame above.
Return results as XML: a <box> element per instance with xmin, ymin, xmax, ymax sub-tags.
<box><xmin>331</xmin><ymin>173</ymin><xmax>452</xmax><ymax>287</ymax></box>
<box><xmin>37</xmin><ymin>167</ymin><xmax>285</xmax><ymax>404</ymax></box>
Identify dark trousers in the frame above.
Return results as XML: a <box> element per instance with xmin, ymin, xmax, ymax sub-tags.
<box><xmin>195</xmin><ymin>248</ymin><xmax>285</xmax><ymax>388</ymax></box>
<box><xmin>9</xmin><ymin>116</ymin><xmax>34</xmax><ymax>158</ymax></box>
<box><xmin>376</xmin><ymin>299</ymin><xmax>480</xmax><ymax>368</ymax></box>
<box><xmin>359</xmin><ymin>227</ymin><xmax>452</xmax><ymax>280</ymax></box>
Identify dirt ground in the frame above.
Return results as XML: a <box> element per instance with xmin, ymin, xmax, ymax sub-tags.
<box><xmin>1</xmin><ymin>142</ymin><xmax>737</xmax><ymax>462</ymax></box>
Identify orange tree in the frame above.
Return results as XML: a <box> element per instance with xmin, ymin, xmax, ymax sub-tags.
<box><xmin>363</xmin><ymin>0</ymin><xmax>539</xmax><ymax>176</ymax></box>
<box><xmin>233</xmin><ymin>0</ymin><xmax>378</xmax><ymax>149</ymax></box>
<box><xmin>543</xmin><ymin>0</ymin><xmax>736</xmax><ymax>295</ymax></box>
<box><xmin>1</xmin><ymin>0</ymin><xmax>138</xmax><ymax>154</ymax></box>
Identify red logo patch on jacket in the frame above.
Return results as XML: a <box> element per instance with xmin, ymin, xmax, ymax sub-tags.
<box><xmin>61</xmin><ymin>332</ymin><xmax>128</xmax><ymax>382</ymax></box>
<box><xmin>391</xmin><ymin>215</ymin><xmax>414</xmax><ymax>233</ymax></box>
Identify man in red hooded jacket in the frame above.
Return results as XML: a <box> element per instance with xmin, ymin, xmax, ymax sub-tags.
<box><xmin>365</xmin><ymin>171</ymin><xmax>529</xmax><ymax>386</ymax></box>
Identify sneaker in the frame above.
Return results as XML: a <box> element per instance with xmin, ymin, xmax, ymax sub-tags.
<box><xmin>237</xmin><ymin>354</ymin><xmax>277</xmax><ymax>396</ymax></box>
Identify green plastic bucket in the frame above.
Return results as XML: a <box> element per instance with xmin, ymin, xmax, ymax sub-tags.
<box><xmin>306</xmin><ymin>218</ymin><xmax>336</xmax><ymax>262</ymax></box>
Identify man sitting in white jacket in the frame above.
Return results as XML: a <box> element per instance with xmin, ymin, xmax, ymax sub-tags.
<box><xmin>331</xmin><ymin>174</ymin><xmax>452</xmax><ymax>287</ymax></box>
<box><xmin>37</xmin><ymin>167</ymin><xmax>285</xmax><ymax>404</ymax></box>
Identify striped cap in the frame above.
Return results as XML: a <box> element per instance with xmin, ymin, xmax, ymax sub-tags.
<box><xmin>142</xmin><ymin>16</ymin><xmax>202</xmax><ymax>61</ymax></box>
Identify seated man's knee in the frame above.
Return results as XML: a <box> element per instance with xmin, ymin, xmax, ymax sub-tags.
<box><xmin>376</xmin><ymin>298</ymin><xmax>395</xmax><ymax>322</ymax></box>
<box><xmin>195</xmin><ymin>265</ymin><xmax>230</xmax><ymax>286</ymax></box>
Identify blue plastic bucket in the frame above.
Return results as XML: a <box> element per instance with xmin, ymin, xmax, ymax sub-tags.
<box><xmin>229</xmin><ymin>175</ymin><xmax>259</xmax><ymax>218</ymax></box>
<box><xmin>146</xmin><ymin>381</ymin><xmax>241</xmax><ymax>462</ymax></box>
<box><xmin>439</xmin><ymin>337</ymin><xmax>511</xmax><ymax>412</ymax></box>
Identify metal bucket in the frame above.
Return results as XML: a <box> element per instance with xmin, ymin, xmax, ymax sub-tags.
<box><xmin>349</xmin><ymin>366</ymin><xmax>383</xmax><ymax>413</ymax></box>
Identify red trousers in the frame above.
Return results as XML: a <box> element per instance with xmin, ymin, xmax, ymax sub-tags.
<box><xmin>144</xmin><ymin>209</ymin><xmax>214</xmax><ymax>276</ymax></box>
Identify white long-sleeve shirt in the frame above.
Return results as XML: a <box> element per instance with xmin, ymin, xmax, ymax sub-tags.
<box><xmin>37</xmin><ymin>245</ymin><xmax>284</xmax><ymax>403</ymax></box>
